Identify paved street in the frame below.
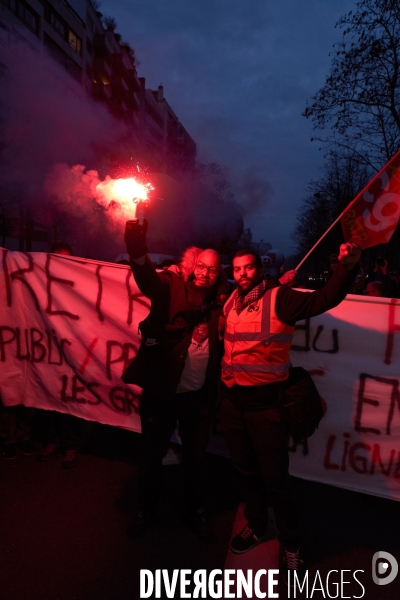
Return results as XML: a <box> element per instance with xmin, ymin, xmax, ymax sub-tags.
<box><xmin>1</xmin><ymin>421</ymin><xmax>399</xmax><ymax>600</ymax></box>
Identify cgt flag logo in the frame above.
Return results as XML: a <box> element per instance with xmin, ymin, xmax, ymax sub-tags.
<box><xmin>340</xmin><ymin>149</ymin><xmax>400</xmax><ymax>249</ymax></box>
<box><xmin>372</xmin><ymin>552</ymin><xmax>398</xmax><ymax>586</ymax></box>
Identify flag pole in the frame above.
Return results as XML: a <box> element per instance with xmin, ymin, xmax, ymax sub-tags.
<box><xmin>295</xmin><ymin>210</ymin><xmax>346</xmax><ymax>271</ymax></box>
<box><xmin>295</xmin><ymin>149</ymin><xmax>400</xmax><ymax>271</ymax></box>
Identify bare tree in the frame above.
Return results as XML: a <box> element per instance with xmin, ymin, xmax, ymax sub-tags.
<box><xmin>303</xmin><ymin>0</ymin><xmax>400</xmax><ymax>170</ymax></box>
<box><xmin>103</xmin><ymin>16</ymin><xmax>117</xmax><ymax>31</ymax></box>
<box><xmin>292</xmin><ymin>154</ymin><xmax>371</xmax><ymax>279</ymax></box>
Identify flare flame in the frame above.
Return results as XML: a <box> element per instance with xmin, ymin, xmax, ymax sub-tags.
<box><xmin>95</xmin><ymin>176</ymin><xmax>153</xmax><ymax>220</ymax></box>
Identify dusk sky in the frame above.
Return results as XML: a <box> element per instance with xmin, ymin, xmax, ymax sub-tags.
<box><xmin>98</xmin><ymin>0</ymin><xmax>356</xmax><ymax>256</ymax></box>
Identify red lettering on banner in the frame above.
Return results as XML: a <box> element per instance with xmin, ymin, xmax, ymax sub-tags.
<box><xmin>4</xmin><ymin>252</ymin><xmax>40</xmax><ymax>310</ymax></box>
<box><xmin>312</xmin><ymin>325</ymin><xmax>339</xmax><ymax>353</ymax></box>
<box><xmin>323</xmin><ymin>435</ymin><xmax>340</xmax><ymax>470</ymax></box>
<box><xmin>106</xmin><ymin>340</ymin><xmax>138</xmax><ymax>380</ymax></box>
<box><xmin>60</xmin><ymin>375</ymin><xmax>102</xmax><ymax>405</ymax></box>
<box><xmin>0</xmin><ymin>326</ymin><xmax>70</xmax><ymax>364</ymax></box>
<box><xmin>31</xmin><ymin>328</ymin><xmax>46</xmax><ymax>362</ymax></box>
<box><xmin>323</xmin><ymin>433</ymin><xmax>400</xmax><ymax>478</ymax></box>
<box><xmin>78</xmin><ymin>338</ymin><xmax>99</xmax><ymax>374</ymax></box>
<box><xmin>370</xmin><ymin>444</ymin><xmax>396</xmax><ymax>476</ymax></box>
<box><xmin>349</xmin><ymin>442</ymin><xmax>371</xmax><ymax>474</ymax></box>
<box><xmin>46</xmin><ymin>329</ymin><xmax>70</xmax><ymax>365</ymax></box>
<box><xmin>45</xmin><ymin>254</ymin><xmax>79</xmax><ymax>320</ymax></box>
<box><xmin>354</xmin><ymin>373</ymin><xmax>400</xmax><ymax>435</ymax></box>
<box><xmin>61</xmin><ymin>374</ymin><xmax>85</xmax><ymax>403</ymax></box>
<box><xmin>393</xmin><ymin>458</ymin><xmax>400</xmax><ymax>479</ymax></box>
<box><xmin>16</xmin><ymin>328</ymin><xmax>30</xmax><ymax>360</ymax></box>
<box><xmin>292</xmin><ymin>319</ymin><xmax>310</xmax><ymax>352</ymax></box>
<box><xmin>292</xmin><ymin>319</ymin><xmax>339</xmax><ymax>354</ymax></box>
<box><xmin>86</xmin><ymin>381</ymin><xmax>102</xmax><ymax>405</ymax></box>
<box><xmin>95</xmin><ymin>265</ymin><xmax>104</xmax><ymax>322</ymax></box>
<box><xmin>341</xmin><ymin>433</ymin><xmax>351</xmax><ymax>471</ymax></box>
<box><xmin>109</xmin><ymin>386</ymin><xmax>140</xmax><ymax>414</ymax></box>
<box><xmin>384</xmin><ymin>300</ymin><xmax>400</xmax><ymax>365</ymax></box>
<box><xmin>125</xmin><ymin>270</ymin><xmax>150</xmax><ymax>325</ymax></box>
<box><xmin>0</xmin><ymin>327</ymin><xmax>16</xmax><ymax>361</ymax></box>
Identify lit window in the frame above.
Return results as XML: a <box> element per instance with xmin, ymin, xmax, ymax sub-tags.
<box><xmin>69</xmin><ymin>29</ymin><xmax>82</xmax><ymax>55</ymax></box>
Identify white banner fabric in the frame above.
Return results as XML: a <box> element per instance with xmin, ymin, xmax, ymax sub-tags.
<box><xmin>0</xmin><ymin>248</ymin><xmax>149</xmax><ymax>432</ymax></box>
<box><xmin>1</xmin><ymin>249</ymin><xmax>400</xmax><ymax>501</ymax></box>
<box><xmin>288</xmin><ymin>292</ymin><xmax>400</xmax><ymax>501</ymax></box>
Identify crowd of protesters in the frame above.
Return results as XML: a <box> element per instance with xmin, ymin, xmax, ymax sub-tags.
<box><xmin>287</xmin><ymin>251</ymin><xmax>400</xmax><ymax>298</ymax></box>
<box><xmin>119</xmin><ymin>219</ymin><xmax>360</xmax><ymax>586</ymax></box>
<box><xmin>363</xmin><ymin>256</ymin><xmax>400</xmax><ymax>298</ymax></box>
<box><xmin>1</xmin><ymin>225</ymin><xmax>392</xmax><ymax>587</ymax></box>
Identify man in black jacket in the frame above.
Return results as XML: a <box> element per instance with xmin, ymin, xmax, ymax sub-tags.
<box><xmin>122</xmin><ymin>220</ymin><xmax>225</xmax><ymax>542</ymax></box>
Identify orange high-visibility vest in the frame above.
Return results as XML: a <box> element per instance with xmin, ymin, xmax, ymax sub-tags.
<box><xmin>221</xmin><ymin>286</ymin><xmax>295</xmax><ymax>387</ymax></box>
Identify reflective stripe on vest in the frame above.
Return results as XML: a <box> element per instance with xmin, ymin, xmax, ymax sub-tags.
<box><xmin>224</xmin><ymin>331</ymin><xmax>293</xmax><ymax>343</ymax></box>
<box><xmin>222</xmin><ymin>286</ymin><xmax>295</xmax><ymax>386</ymax></box>
<box><xmin>221</xmin><ymin>360</ymin><xmax>291</xmax><ymax>374</ymax></box>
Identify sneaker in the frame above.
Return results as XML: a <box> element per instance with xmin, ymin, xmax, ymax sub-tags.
<box><xmin>20</xmin><ymin>440</ymin><xmax>37</xmax><ymax>456</ymax></box>
<box><xmin>37</xmin><ymin>443</ymin><xmax>59</xmax><ymax>462</ymax></box>
<box><xmin>187</xmin><ymin>509</ymin><xmax>215</xmax><ymax>544</ymax></box>
<box><xmin>3</xmin><ymin>444</ymin><xmax>17</xmax><ymax>460</ymax></box>
<box><xmin>127</xmin><ymin>510</ymin><xmax>154</xmax><ymax>539</ymax></box>
<box><xmin>62</xmin><ymin>448</ymin><xmax>78</xmax><ymax>469</ymax></box>
<box><xmin>230</xmin><ymin>524</ymin><xmax>267</xmax><ymax>554</ymax></box>
<box><xmin>279</xmin><ymin>546</ymin><xmax>305</xmax><ymax>588</ymax></box>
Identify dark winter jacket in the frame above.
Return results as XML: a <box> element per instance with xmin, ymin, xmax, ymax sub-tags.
<box><xmin>122</xmin><ymin>256</ymin><xmax>224</xmax><ymax>403</ymax></box>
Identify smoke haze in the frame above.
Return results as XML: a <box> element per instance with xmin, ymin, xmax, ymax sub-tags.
<box><xmin>1</xmin><ymin>40</ymin><xmax>244</xmax><ymax>260</ymax></box>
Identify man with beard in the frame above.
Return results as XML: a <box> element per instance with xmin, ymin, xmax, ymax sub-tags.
<box><xmin>220</xmin><ymin>243</ymin><xmax>361</xmax><ymax>583</ymax></box>
<box><xmin>122</xmin><ymin>220</ymin><xmax>226</xmax><ymax>542</ymax></box>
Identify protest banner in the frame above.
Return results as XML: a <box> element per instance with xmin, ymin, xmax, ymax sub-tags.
<box><xmin>1</xmin><ymin>248</ymin><xmax>399</xmax><ymax>501</ymax></box>
<box><xmin>0</xmin><ymin>248</ymin><xmax>148</xmax><ymax>432</ymax></box>
<box><xmin>206</xmin><ymin>292</ymin><xmax>400</xmax><ymax>501</ymax></box>
<box><xmin>288</xmin><ymin>293</ymin><xmax>400</xmax><ymax>501</ymax></box>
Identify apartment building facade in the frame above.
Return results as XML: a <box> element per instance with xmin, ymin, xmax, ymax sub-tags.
<box><xmin>0</xmin><ymin>0</ymin><xmax>196</xmax><ymax>249</ymax></box>
<box><xmin>0</xmin><ymin>0</ymin><xmax>195</xmax><ymax>171</ymax></box>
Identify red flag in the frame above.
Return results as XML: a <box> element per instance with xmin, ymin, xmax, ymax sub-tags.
<box><xmin>341</xmin><ymin>150</ymin><xmax>400</xmax><ymax>249</ymax></box>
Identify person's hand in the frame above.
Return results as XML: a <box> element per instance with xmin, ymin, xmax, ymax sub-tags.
<box><xmin>279</xmin><ymin>269</ymin><xmax>298</xmax><ymax>285</ymax></box>
<box><xmin>124</xmin><ymin>219</ymin><xmax>148</xmax><ymax>259</ymax></box>
<box><xmin>373</xmin><ymin>258</ymin><xmax>388</xmax><ymax>275</ymax></box>
<box><xmin>338</xmin><ymin>243</ymin><xmax>361</xmax><ymax>270</ymax></box>
<box><xmin>167</xmin><ymin>264</ymin><xmax>180</xmax><ymax>275</ymax></box>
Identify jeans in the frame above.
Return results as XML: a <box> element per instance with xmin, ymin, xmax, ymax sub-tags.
<box><xmin>138</xmin><ymin>388</ymin><xmax>213</xmax><ymax>512</ymax></box>
<box><xmin>220</xmin><ymin>387</ymin><xmax>302</xmax><ymax>551</ymax></box>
